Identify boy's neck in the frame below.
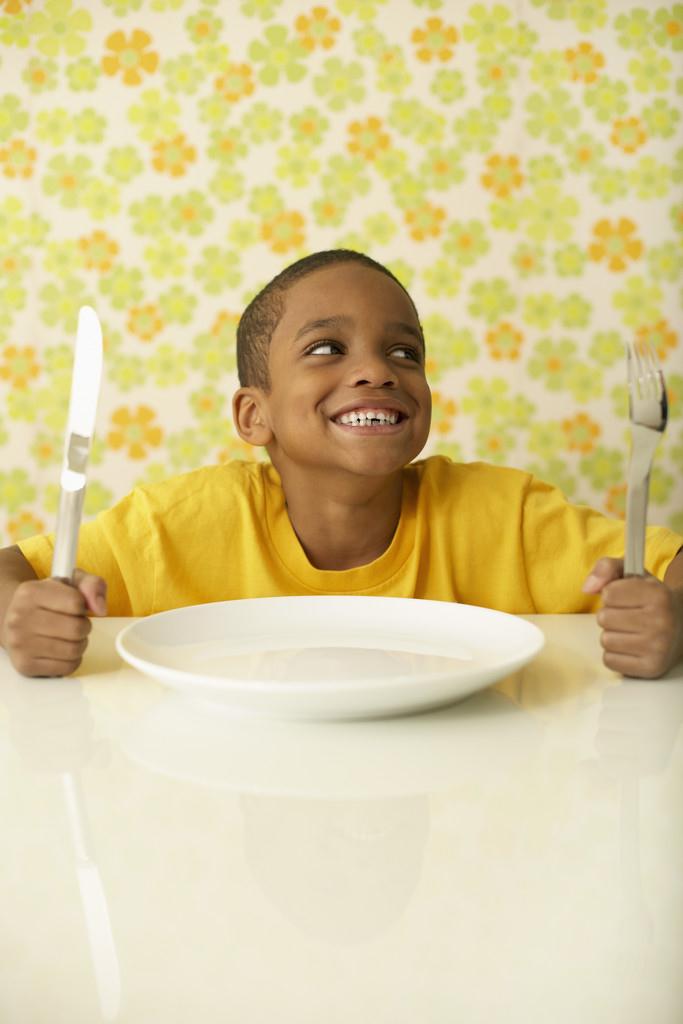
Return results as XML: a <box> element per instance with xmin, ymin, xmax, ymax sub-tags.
<box><xmin>278</xmin><ymin>468</ymin><xmax>404</xmax><ymax>571</ymax></box>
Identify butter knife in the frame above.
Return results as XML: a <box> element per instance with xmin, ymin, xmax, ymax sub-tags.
<box><xmin>51</xmin><ymin>306</ymin><xmax>103</xmax><ymax>580</ymax></box>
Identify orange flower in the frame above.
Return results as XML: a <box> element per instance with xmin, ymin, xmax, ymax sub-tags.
<box><xmin>127</xmin><ymin>304</ymin><xmax>164</xmax><ymax>342</ymax></box>
<box><xmin>102</xmin><ymin>29</ymin><xmax>159</xmax><ymax>86</ymax></box>
<box><xmin>295</xmin><ymin>6</ymin><xmax>340</xmax><ymax>50</ymax></box>
<box><xmin>561</xmin><ymin>412</ymin><xmax>601</xmax><ymax>453</ymax></box>
<box><xmin>152</xmin><ymin>134</ymin><xmax>196</xmax><ymax>177</ymax></box>
<box><xmin>78</xmin><ymin>229</ymin><xmax>119</xmax><ymax>272</ymax></box>
<box><xmin>481</xmin><ymin>154</ymin><xmax>524</xmax><ymax>198</ymax></box>
<box><xmin>7</xmin><ymin>511</ymin><xmax>44</xmax><ymax>542</ymax></box>
<box><xmin>431</xmin><ymin>391</ymin><xmax>457</xmax><ymax>435</ymax></box>
<box><xmin>107</xmin><ymin>406</ymin><xmax>163</xmax><ymax>460</ymax></box>
<box><xmin>0</xmin><ymin>139</ymin><xmax>37</xmax><ymax>179</ymax></box>
<box><xmin>214</xmin><ymin>64</ymin><xmax>255</xmax><ymax>103</ymax></box>
<box><xmin>565</xmin><ymin>41</ymin><xmax>605</xmax><ymax>84</ymax></box>
<box><xmin>411</xmin><ymin>17</ymin><xmax>458</xmax><ymax>62</ymax></box>
<box><xmin>610</xmin><ymin>116</ymin><xmax>647</xmax><ymax>154</ymax></box>
<box><xmin>210</xmin><ymin>311</ymin><xmax>239</xmax><ymax>340</ymax></box>
<box><xmin>486</xmin><ymin>321</ymin><xmax>524</xmax><ymax>361</ymax></box>
<box><xmin>0</xmin><ymin>345</ymin><xmax>40</xmax><ymax>389</ymax></box>
<box><xmin>347</xmin><ymin>116</ymin><xmax>391</xmax><ymax>161</ymax></box>
<box><xmin>2</xmin><ymin>0</ymin><xmax>32</xmax><ymax>12</ymax></box>
<box><xmin>605</xmin><ymin>483</ymin><xmax>627</xmax><ymax>520</ymax></box>
<box><xmin>404</xmin><ymin>202</ymin><xmax>446</xmax><ymax>241</ymax></box>
<box><xmin>261</xmin><ymin>210</ymin><xmax>306</xmax><ymax>253</ymax></box>
<box><xmin>635</xmin><ymin>320</ymin><xmax>678</xmax><ymax>361</ymax></box>
<box><xmin>588</xmin><ymin>218</ymin><xmax>643</xmax><ymax>271</ymax></box>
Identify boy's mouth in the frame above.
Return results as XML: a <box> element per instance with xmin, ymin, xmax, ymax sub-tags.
<box><xmin>330</xmin><ymin>406</ymin><xmax>407</xmax><ymax>435</ymax></box>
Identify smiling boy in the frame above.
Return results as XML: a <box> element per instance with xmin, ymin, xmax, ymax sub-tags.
<box><xmin>1</xmin><ymin>249</ymin><xmax>682</xmax><ymax>678</ymax></box>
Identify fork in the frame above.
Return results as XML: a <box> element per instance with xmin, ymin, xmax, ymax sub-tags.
<box><xmin>624</xmin><ymin>340</ymin><xmax>669</xmax><ymax>576</ymax></box>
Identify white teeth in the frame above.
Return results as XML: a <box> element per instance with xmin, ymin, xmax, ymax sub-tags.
<box><xmin>336</xmin><ymin>409</ymin><xmax>400</xmax><ymax>426</ymax></box>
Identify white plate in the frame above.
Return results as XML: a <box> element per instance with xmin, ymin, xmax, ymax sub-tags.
<box><xmin>115</xmin><ymin>596</ymin><xmax>544</xmax><ymax>721</ymax></box>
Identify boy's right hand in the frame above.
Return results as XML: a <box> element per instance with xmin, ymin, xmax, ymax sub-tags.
<box><xmin>1</xmin><ymin>570</ymin><xmax>107</xmax><ymax>678</ymax></box>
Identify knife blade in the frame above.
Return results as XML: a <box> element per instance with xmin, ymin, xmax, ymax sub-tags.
<box><xmin>51</xmin><ymin>306</ymin><xmax>103</xmax><ymax>581</ymax></box>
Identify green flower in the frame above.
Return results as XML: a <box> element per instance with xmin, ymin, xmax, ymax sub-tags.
<box><xmin>650</xmin><ymin>466</ymin><xmax>674</xmax><ymax>506</ymax></box>
<box><xmin>167</xmin><ymin>428</ymin><xmax>205</xmax><ymax>471</ymax></box>
<box><xmin>430</xmin><ymin>68</ymin><xmax>466</xmax><ymax>103</ymax></box>
<box><xmin>462</xmin><ymin>377</ymin><xmax>511</xmax><ymax>426</ymax></box>
<box><xmin>35</xmin><ymin>107</ymin><xmax>72</xmax><ymax>146</ymax></box>
<box><xmin>290</xmin><ymin>106</ymin><xmax>329</xmax><ymax>145</ymax></box>
<box><xmin>39</xmin><ymin>277</ymin><xmax>87</xmax><ymax>329</ymax></box>
<box><xmin>44</xmin><ymin>240</ymin><xmax>81</xmax><ymax>278</ymax></box>
<box><xmin>6</xmin><ymin>391</ymin><xmax>39</xmax><ymax>423</ymax></box>
<box><xmin>648</xmin><ymin>241</ymin><xmax>683</xmax><ymax>280</ymax></box>
<box><xmin>558</xmin><ymin>294</ymin><xmax>591</xmax><ymax>328</ymax></box>
<box><xmin>525</xmin><ymin>88</ymin><xmax>580</xmax><ymax>143</ymax></box>
<box><xmin>351</xmin><ymin>24</ymin><xmax>385</xmax><ymax>57</ymax></box>
<box><xmin>42</xmin><ymin>154</ymin><xmax>92</xmax><ymax>208</ymax></box>
<box><xmin>190</xmin><ymin>386</ymin><xmax>228</xmax><ymax>422</ymax></box>
<box><xmin>337</xmin><ymin>0</ymin><xmax>387</xmax><ymax>19</ymax></box>
<box><xmin>207</xmin><ymin>127</ymin><xmax>248</xmax><ymax>165</ymax></box>
<box><xmin>614</xmin><ymin>8</ymin><xmax>653</xmax><ymax>50</ymax></box>
<box><xmin>105</xmin><ymin>145</ymin><xmax>144</xmax><ymax>183</ymax></box>
<box><xmin>522</xmin><ymin>292</ymin><xmax>559</xmax><ymax>329</ymax></box>
<box><xmin>248</xmin><ymin>24</ymin><xmax>308</xmax><ymax>86</ymax></box>
<box><xmin>526</xmin><ymin>458</ymin><xmax>576</xmax><ymax>498</ymax></box>
<box><xmin>589</xmin><ymin>165</ymin><xmax>629</xmax><ymax>203</ymax></box>
<box><xmin>81</xmin><ymin>179</ymin><xmax>120</xmax><ymax>220</ymax></box>
<box><xmin>84</xmin><ymin>481</ymin><xmax>115</xmax><ymax>517</ymax></box>
<box><xmin>554</xmin><ymin>244</ymin><xmax>586</xmax><ymax>276</ymax></box>
<box><xmin>468</xmin><ymin>277</ymin><xmax>517</xmax><ymax>324</ymax></box>
<box><xmin>0</xmin><ymin>278</ymin><xmax>26</xmax><ymax>314</ymax></box>
<box><xmin>442</xmin><ymin>219</ymin><xmax>490</xmax><ymax>266</ymax></box>
<box><xmin>528</xmin><ymin>155</ymin><xmax>564</xmax><ymax>185</ymax></box>
<box><xmin>66</xmin><ymin>57</ymin><xmax>99</xmax><ymax>91</ymax></box>
<box><xmin>108</xmin><ymin>353</ymin><xmax>147</xmax><ymax>392</ymax></box>
<box><xmin>482</xmin><ymin>90</ymin><xmax>513</xmax><ymax>122</ymax></box>
<box><xmin>567</xmin><ymin>362</ymin><xmax>602</xmax><ymax>401</ymax></box>
<box><xmin>628</xmin><ymin>48</ymin><xmax>672</xmax><ymax>93</ymax></box>
<box><xmin>452</xmin><ymin>107</ymin><xmax>498</xmax><ymax>152</ymax></box>
<box><xmin>391</xmin><ymin>175</ymin><xmax>427</xmax><ymax>212</ymax></box>
<box><xmin>375</xmin><ymin>147</ymin><xmax>408</xmax><ymax>181</ymax></box>
<box><xmin>584</xmin><ymin>77</ymin><xmax>629</xmax><ymax>123</ymax></box>
<box><xmin>239</xmin><ymin>102</ymin><xmax>283</xmax><ymax>144</ymax></box>
<box><xmin>248</xmin><ymin>184</ymin><xmax>285</xmax><ymax>218</ymax></box>
<box><xmin>100</xmin><ymin>266</ymin><xmax>144</xmax><ymax>310</ymax></box>
<box><xmin>423</xmin><ymin>316</ymin><xmax>476</xmax><ymax>367</ymax></box>
<box><xmin>527</xmin><ymin>337</ymin><xmax>577</xmax><ymax>389</ymax></box>
<box><xmin>589</xmin><ymin>331</ymin><xmax>623</xmax><ymax>367</ymax></box>
<box><xmin>564</xmin><ymin>132</ymin><xmax>605</xmax><ymax>174</ymax></box>
<box><xmin>321</xmin><ymin>155</ymin><xmax>371</xmax><ymax>201</ymax></box>
<box><xmin>191</xmin><ymin>331</ymin><xmax>236</xmax><ymax>376</ymax></box>
<box><xmin>313</xmin><ymin>57</ymin><xmax>366</xmax><ymax>110</ymax></box>
<box><xmin>463</xmin><ymin>3</ymin><xmax>516</xmax><ymax>54</ymax></box>
<box><xmin>158</xmin><ymin>284</ymin><xmax>197</xmax><ymax>324</ymax></box>
<box><xmin>390</xmin><ymin>100</ymin><xmax>446</xmax><ymax>144</ymax></box>
<box><xmin>527</xmin><ymin>421</ymin><xmax>564</xmax><ymax>458</ymax></box>
<box><xmin>312</xmin><ymin>195</ymin><xmax>347</xmax><ymax>227</ymax></box>
<box><xmin>512</xmin><ymin>242</ymin><xmax>546</xmax><ymax>277</ymax></box>
<box><xmin>520</xmin><ymin>184</ymin><xmax>579</xmax><ymax>242</ymax></box>
<box><xmin>227</xmin><ymin>219</ymin><xmax>260</xmax><ymax>248</ymax></box>
<box><xmin>422</xmin><ymin>259</ymin><xmax>462</xmax><ymax>299</ymax></box>
<box><xmin>375</xmin><ymin>45</ymin><xmax>412</xmax><ymax>94</ymax></box>
<box><xmin>129</xmin><ymin>195</ymin><xmax>167</xmax><ymax>236</ymax></box>
<box><xmin>476</xmin><ymin>53</ymin><xmax>518</xmax><ymax>92</ymax></box>
<box><xmin>642</xmin><ymin>99</ymin><xmax>680</xmax><ymax>139</ymax></box>
<box><xmin>628</xmin><ymin>156</ymin><xmax>671</xmax><ymax>199</ymax></box>
<box><xmin>0</xmin><ymin>95</ymin><xmax>29</xmax><ymax>142</ymax></box>
<box><xmin>197</xmin><ymin>94</ymin><xmax>230</xmax><ymax>128</ymax></box>
<box><xmin>185</xmin><ymin>9</ymin><xmax>223</xmax><ymax>45</ymax></box>
<box><xmin>22</xmin><ymin>57</ymin><xmax>59</xmax><ymax>94</ymax></box>
<box><xmin>580</xmin><ymin>446</ymin><xmax>624</xmax><ymax>489</ymax></box>
<box><xmin>148</xmin><ymin>344</ymin><xmax>188</xmax><ymax>388</ymax></box>
<box><xmin>28</xmin><ymin>0</ymin><xmax>92</xmax><ymax>57</ymax></box>
<box><xmin>653</xmin><ymin>7</ymin><xmax>683</xmax><ymax>51</ymax></box>
<box><xmin>72</xmin><ymin>108</ymin><xmax>107</xmax><ymax>144</ymax></box>
<box><xmin>162</xmin><ymin>54</ymin><xmax>202</xmax><ymax>94</ymax></box>
<box><xmin>612</xmin><ymin>276</ymin><xmax>663</xmax><ymax>328</ymax></box>
<box><xmin>103</xmin><ymin>0</ymin><xmax>143</xmax><ymax>13</ymax></box>
<box><xmin>128</xmin><ymin>90</ymin><xmax>181</xmax><ymax>143</ymax></box>
<box><xmin>209</xmin><ymin>167</ymin><xmax>246</xmax><ymax>204</ymax></box>
<box><xmin>418</xmin><ymin>146</ymin><xmax>465</xmax><ymax>190</ymax></box>
<box><xmin>490</xmin><ymin>197</ymin><xmax>523</xmax><ymax>231</ymax></box>
<box><xmin>143</xmin><ymin>236</ymin><xmax>188</xmax><ymax>278</ymax></box>
<box><xmin>569</xmin><ymin>0</ymin><xmax>607</xmax><ymax>32</ymax></box>
<box><xmin>529</xmin><ymin>49</ymin><xmax>571</xmax><ymax>88</ymax></box>
<box><xmin>195</xmin><ymin>43</ymin><xmax>231</xmax><ymax>74</ymax></box>
<box><xmin>168</xmin><ymin>191</ymin><xmax>214</xmax><ymax>236</ymax></box>
<box><xmin>193</xmin><ymin>246</ymin><xmax>242</xmax><ymax>294</ymax></box>
<box><xmin>475</xmin><ymin>425</ymin><xmax>515</xmax><ymax>464</ymax></box>
<box><xmin>0</xmin><ymin>13</ymin><xmax>31</xmax><ymax>47</ymax></box>
<box><xmin>0</xmin><ymin>469</ymin><xmax>36</xmax><ymax>513</ymax></box>
<box><xmin>275</xmin><ymin>144</ymin><xmax>320</xmax><ymax>188</ymax></box>
<box><xmin>433</xmin><ymin>440</ymin><xmax>466</xmax><ymax>463</ymax></box>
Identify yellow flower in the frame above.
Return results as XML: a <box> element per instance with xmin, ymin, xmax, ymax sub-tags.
<box><xmin>610</xmin><ymin>117</ymin><xmax>647</xmax><ymax>154</ymax></box>
<box><xmin>588</xmin><ymin>218</ymin><xmax>643</xmax><ymax>272</ymax></box>
<box><xmin>214</xmin><ymin>64</ymin><xmax>255</xmax><ymax>103</ymax></box>
<box><xmin>127</xmin><ymin>304</ymin><xmax>164</xmax><ymax>342</ymax></box>
<box><xmin>347</xmin><ymin>116</ymin><xmax>391</xmax><ymax>160</ymax></box>
<box><xmin>295</xmin><ymin>6</ymin><xmax>341</xmax><ymax>51</ymax></box>
<box><xmin>561</xmin><ymin>412</ymin><xmax>601</xmax><ymax>453</ymax></box>
<box><xmin>565</xmin><ymin>41</ymin><xmax>605</xmax><ymax>84</ymax></box>
<box><xmin>0</xmin><ymin>345</ymin><xmax>40</xmax><ymax>389</ymax></box>
<box><xmin>411</xmin><ymin>17</ymin><xmax>458</xmax><ymax>63</ymax></box>
<box><xmin>635</xmin><ymin>320</ymin><xmax>678</xmax><ymax>361</ymax></box>
<box><xmin>7</xmin><ymin>511</ymin><xmax>45</xmax><ymax>543</ymax></box>
<box><xmin>481</xmin><ymin>154</ymin><xmax>524</xmax><ymax>198</ymax></box>
<box><xmin>486</xmin><ymin>321</ymin><xmax>524</xmax><ymax>361</ymax></box>
<box><xmin>107</xmin><ymin>405</ymin><xmax>163</xmax><ymax>460</ymax></box>
<box><xmin>151</xmin><ymin>133</ymin><xmax>196</xmax><ymax>177</ymax></box>
<box><xmin>78</xmin><ymin>229</ymin><xmax>119</xmax><ymax>272</ymax></box>
<box><xmin>102</xmin><ymin>29</ymin><xmax>159</xmax><ymax>87</ymax></box>
<box><xmin>261</xmin><ymin>210</ymin><xmax>306</xmax><ymax>254</ymax></box>
<box><xmin>0</xmin><ymin>139</ymin><xmax>37</xmax><ymax>179</ymax></box>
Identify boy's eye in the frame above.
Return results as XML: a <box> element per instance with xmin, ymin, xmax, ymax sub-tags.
<box><xmin>306</xmin><ymin>340</ymin><xmax>342</xmax><ymax>355</ymax></box>
<box><xmin>304</xmin><ymin>341</ymin><xmax>421</xmax><ymax>361</ymax></box>
<box><xmin>392</xmin><ymin>346</ymin><xmax>420</xmax><ymax>361</ymax></box>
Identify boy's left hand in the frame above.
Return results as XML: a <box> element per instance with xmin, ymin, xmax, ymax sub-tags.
<box><xmin>582</xmin><ymin>557</ymin><xmax>683</xmax><ymax>679</ymax></box>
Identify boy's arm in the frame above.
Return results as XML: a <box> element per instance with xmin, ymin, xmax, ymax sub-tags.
<box><xmin>582</xmin><ymin>548</ymin><xmax>683</xmax><ymax>678</ymax></box>
<box><xmin>0</xmin><ymin>545</ymin><xmax>107</xmax><ymax>678</ymax></box>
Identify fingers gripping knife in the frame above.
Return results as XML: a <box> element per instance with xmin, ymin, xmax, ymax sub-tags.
<box><xmin>51</xmin><ymin>306</ymin><xmax>103</xmax><ymax>581</ymax></box>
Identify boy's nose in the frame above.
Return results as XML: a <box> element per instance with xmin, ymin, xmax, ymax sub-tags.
<box><xmin>349</xmin><ymin>353</ymin><xmax>398</xmax><ymax>387</ymax></box>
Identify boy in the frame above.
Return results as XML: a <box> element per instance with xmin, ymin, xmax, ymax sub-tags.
<box><xmin>0</xmin><ymin>249</ymin><xmax>682</xmax><ymax>679</ymax></box>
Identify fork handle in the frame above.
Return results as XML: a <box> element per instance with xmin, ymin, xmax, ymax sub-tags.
<box><xmin>624</xmin><ymin>424</ymin><xmax>660</xmax><ymax>577</ymax></box>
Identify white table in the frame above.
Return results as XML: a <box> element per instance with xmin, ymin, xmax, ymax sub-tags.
<box><xmin>1</xmin><ymin>615</ymin><xmax>682</xmax><ymax>1024</ymax></box>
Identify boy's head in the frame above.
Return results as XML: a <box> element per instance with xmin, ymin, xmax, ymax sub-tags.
<box><xmin>233</xmin><ymin>250</ymin><xmax>432</xmax><ymax>481</ymax></box>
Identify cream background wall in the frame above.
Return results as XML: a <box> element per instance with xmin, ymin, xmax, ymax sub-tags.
<box><xmin>1</xmin><ymin>0</ymin><xmax>681</xmax><ymax>545</ymax></box>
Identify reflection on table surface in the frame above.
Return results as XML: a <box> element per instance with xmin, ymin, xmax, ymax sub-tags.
<box><xmin>1</xmin><ymin>615</ymin><xmax>682</xmax><ymax>1024</ymax></box>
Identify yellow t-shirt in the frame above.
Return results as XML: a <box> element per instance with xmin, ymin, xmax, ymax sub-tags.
<box><xmin>18</xmin><ymin>456</ymin><xmax>682</xmax><ymax>616</ymax></box>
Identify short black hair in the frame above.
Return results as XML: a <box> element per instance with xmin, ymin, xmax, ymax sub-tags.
<box><xmin>236</xmin><ymin>249</ymin><xmax>422</xmax><ymax>391</ymax></box>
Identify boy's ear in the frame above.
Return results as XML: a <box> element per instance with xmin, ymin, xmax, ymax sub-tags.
<box><xmin>232</xmin><ymin>387</ymin><xmax>273</xmax><ymax>446</ymax></box>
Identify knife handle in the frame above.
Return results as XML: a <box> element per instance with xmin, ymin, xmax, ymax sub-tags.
<box><xmin>51</xmin><ymin>484</ymin><xmax>85</xmax><ymax>580</ymax></box>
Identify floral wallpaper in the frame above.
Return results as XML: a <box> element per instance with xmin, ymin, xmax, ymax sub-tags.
<box><xmin>0</xmin><ymin>0</ymin><xmax>682</xmax><ymax>547</ymax></box>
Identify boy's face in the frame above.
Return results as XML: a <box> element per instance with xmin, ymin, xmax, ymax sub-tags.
<box><xmin>236</xmin><ymin>263</ymin><xmax>432</xmax><ymax>480</ymax></box>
